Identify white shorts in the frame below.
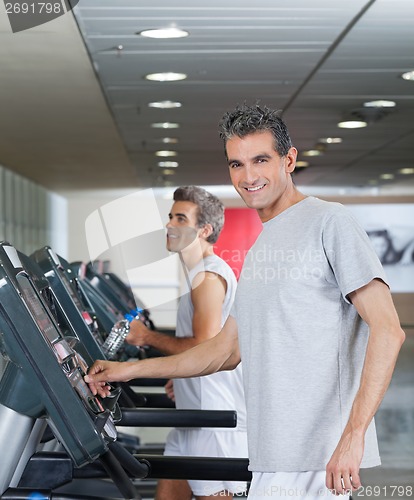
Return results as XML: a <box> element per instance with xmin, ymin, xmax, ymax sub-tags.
<box><xmin>164</xmin><ymin>428</ymin><xmax>249</xmax><ymax>496</ymax></box>
<box><xmin>248</xmin><ymin>471</ymin><xmax>350</xmax><ymax>500</ymax></box>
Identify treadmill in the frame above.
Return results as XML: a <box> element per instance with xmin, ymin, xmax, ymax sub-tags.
<box><xmin>0</xmin><ymin>242</ymin><xmax>250</xmax><ymax>499</ymax></box>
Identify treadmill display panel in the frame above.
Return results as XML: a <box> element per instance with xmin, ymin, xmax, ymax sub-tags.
<box><xmin>16</xmin><ymin>273</ymin><xmax>60</xmax><ymax>344</ymax></box>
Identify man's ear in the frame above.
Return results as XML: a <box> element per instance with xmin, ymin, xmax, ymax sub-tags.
<box><xmin>285</xmin><ymin>147</ymin><xmax>298</xmax><ymax>174</ymax></box>
<box><xmin>200</xmin><ymin>223</ymin><xmax>214</xmax><ymax>240</ymax></box>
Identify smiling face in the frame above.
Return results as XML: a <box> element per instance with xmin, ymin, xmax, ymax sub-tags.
<box><xmin>166</xmin><ymin>200</ymin><xmax>202</xmax><ymax>253</ymax></box>
<box><xmin>226</xmin><ymin>130</ymin><xmax>299</xmax><ymax>222</ymax></box>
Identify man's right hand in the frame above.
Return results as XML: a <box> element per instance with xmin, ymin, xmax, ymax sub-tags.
<box><xmin>85</xmin><ymin>359</ymin><xmax>138</xmax><ymax>396</ymax></box>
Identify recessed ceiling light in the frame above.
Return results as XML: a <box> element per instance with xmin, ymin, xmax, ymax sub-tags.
<box><xmin>302</xmin><ymin>150</ymin><xmax>323</xmax><ymax>157</ymax></box>
<box><xmin>319</xmin><ymin>137</ymin><xmax>343</xmax><ymax>144</ymax></box>
<box><xmin>162</xmin><ymin>169</ymin><xmax>176</xmax><ymax>176</ymax></box>
<box><xmin>148</xmin><ymin>100</ymin><xmax>182</xmax><ymax>109</ymax></box>
<box><xmin>295</xmin><ymin>161</ymin><xmax>309</xmax><ymax>167</ymax></box>
<box><xmin>151</xmin><ymin>122</ymin><xmax>180</xmax><ymax>129</ymax></box>
<box><xmin>398</xmin><ymin>167</ymin><xmax>414</xmax><ymax>175</ymax></box>
<box><xmin>145</xmin><ymin>72</ymin><xmax>187</xmax><ymax>82</ymax></box>
<box><xmin>380</xmin><ymin>173</ymin><xmax>395</xmax><ymax>180</ymax></box>
<box><xmin>364</xmin><ymin>100</ymin><xmax>396</xmax><ymax>108</ymax></box>
<box><xmin>155</xmin><ymin>150</ymin><xmax>177</xmax><ymax>157</ymax></box>
<box><xmin>401</xmin><ymin>70</ymin><xmax>414</xmax><ymax>81</ymax></box>
<box><xmin>337</xmin><ymin>120</ymin><xmax>368</xmax><ymax>129</ymax></box>
<box><xmin>158</xmin><ymin>161</ymin><xmax>179</xmax><ymax>168</ymax></box>
<box><xmin>161</xmin><ymin>137</ymin><xmax>178</xmax><ymax>144</ymax></box>
<box><xmin>138</xmin><ymin>28</ymin><xmax>189</xmax><ymax>39</ymax></box>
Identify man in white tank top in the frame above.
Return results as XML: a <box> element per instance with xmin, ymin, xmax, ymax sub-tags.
<box><xmin>125</xmin><ymin>186</ymin><xmax>247</xmax><ymax>500</ymax></box>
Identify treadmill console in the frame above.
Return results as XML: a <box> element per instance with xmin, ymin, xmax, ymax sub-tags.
<box><xmin>31</xmin><ymin>246</ymin><xmax>107</xmax><ymax>358</ymax></box>
<box><xmin>0</xmin><ymin>243</ymin><xmax>117</xmax><ymax>467</ymax></box>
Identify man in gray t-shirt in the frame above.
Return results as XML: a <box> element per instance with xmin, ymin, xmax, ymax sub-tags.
<box><xmin>217</xmin><ymin>104</ymin><xmax>404</xmax><ymax>497</ymax></box>
<box><xmin>234</xmin><ymin>196</ymin><xmax>386</xmax><ymax>473</ymax></box>
<box><xmin>86</xmin><ymin>105</ymin><xmax>405</xmax><ymax>499</ymax></box>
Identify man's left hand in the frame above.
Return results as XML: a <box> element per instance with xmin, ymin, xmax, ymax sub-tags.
<box><xmin>326</xmin><ymin>429</ymin><xmax>364</xmax><ymax>495</ymax></box>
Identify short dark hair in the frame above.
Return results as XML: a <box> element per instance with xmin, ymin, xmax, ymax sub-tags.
<box><xmin>219</xmin><ymin>103</ymin><xmax>292</xmax><ymax>157</ymax></box>
<box><xmin>173</xmin><ymin>186</ymin><xmax>224</xmax><ymax>244</ymax></box>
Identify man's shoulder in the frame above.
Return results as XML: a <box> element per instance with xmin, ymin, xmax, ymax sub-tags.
<box><xmin>304</xmin><ymin>196</ymin><xmax>346</xmax><ymax>213</ymax></box>
<box><xmin>203</xmin><ymin>254</ymin><xmax>230</xmax><ymax>270</ymax></box>
<box><xmin>301</xmin><ymin>197</ymin><xmax>355</xmax><ymax>223</ymax></box>
<box><xmin>200</xmin><ymin>255</ymin><xmax>236</xmax><ymax>284</ymax></box>
<box><xmin>189</xmin><ymin>254</ymin><xmax>231</xmax><ymax>278</ymax></box>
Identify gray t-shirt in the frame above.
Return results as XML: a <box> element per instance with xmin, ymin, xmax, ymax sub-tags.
<box><xmin>231</xmin><ymin>196</ymin><xmax>387</xmax><ymax>472</ymax></box>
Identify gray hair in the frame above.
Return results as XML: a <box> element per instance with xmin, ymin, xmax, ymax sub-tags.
<box><xmin>219</xmin><ymin>103</ymin><xmax>293</xmax><ymax>157</ymax></box>
<box><xmin>173</xmin><ymin>186</ymin><xmax>224</xmax><ymax>244</ymax></box>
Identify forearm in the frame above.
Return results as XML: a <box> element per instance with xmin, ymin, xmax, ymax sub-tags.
<box><xmin>144</xmin><ymin>329</ymin><xmax>200</xmax><ymax>355</ymax></box>
<box><xmin>345</xmin><ymin>324</ymin><xmax>405</xmax><ymax>434</ymax></box>
<box><xmin>86</xmin><ymin>317</ymin><xmax>240</xmax><ymax>388</ymax></box>
<box><xmin>326</xmin><ymin>323</ymin><xmax>405</xmax><ymax>493</ymax></box>
<box><xmin>326</xmin><ymin>280</ymin><xmax>405</xmax><ymax>493</ymax></box>
<box><xmin>85</xmin><ymin>346</ymin><xmax>214</xmax><ymax>387</ymax></box>
<box><xmin>137</xmin><ymin>329</ymin><xmax>239</xmax><ymax>380</ymax></box>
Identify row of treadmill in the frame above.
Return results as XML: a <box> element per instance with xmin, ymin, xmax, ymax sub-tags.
<box><xmin>0</xmin><ymin>241</ymin><xmax>250</xmax><ymax>500</ymax></box>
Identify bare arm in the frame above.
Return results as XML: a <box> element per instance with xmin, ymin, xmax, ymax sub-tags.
<box><xmin>85</xmin><ymin>314</ymin><xmax>240</xmax><ymax>396</ymax></box>
<box><xmin>126</xmin><ymin>271</ymin><xmax>226</xmax><ymax>355</ymax></box>
<box><xmin>326</xmin><ymin>279</ymin><xmax>405</xmax><ymax>494</ymax></box>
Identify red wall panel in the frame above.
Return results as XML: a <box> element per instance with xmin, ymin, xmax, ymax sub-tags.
<box><xmin>214</xmin><ymin>208</ymin><xmax>262</xmax><ymax>279</ymax></box>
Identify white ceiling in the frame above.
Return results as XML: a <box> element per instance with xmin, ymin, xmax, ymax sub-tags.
<box><xmin>1</xmin><ymin>0</ymin><xmax>414</xmax><ymax>193</ymax></box>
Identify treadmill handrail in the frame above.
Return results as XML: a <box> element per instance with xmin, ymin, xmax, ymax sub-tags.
<box><xmin>75</xmin><ymin>454</ymin><xmax>251</xmax><ymax>482</ymax></box>
<box><xmin>118</xmin><ymin>408</ymin><xmax>237</xmax><ymax>428</ymax></box>
<box><xmin>135</xmin><ymin>454</ymin><xmax>251</xmax><ymax>482</ymax></box>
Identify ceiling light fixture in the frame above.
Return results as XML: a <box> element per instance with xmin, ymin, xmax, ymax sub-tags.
<box><xmin>302</xmin><ymin>150</ymin><xmax>323</xmax><ymax>157</ymax></box>
<box><xmin>295</xmin><ymin>161</ymin><xmax>309</xmax><ymax>167</ymax></box>
<box><xmin>363</xmin><ymin>100</ymin><xmax>396</xmax><ymax>108</ymax></box>
<box><xmin>398</xmin><ymin>167</ymin><xmax>414</xmax><ymax>175</ymax></box>
<box><xmin>318</xmin><ymin>137</ymin><xmax>343</xmax><ymax>144</ymax></box>
<box><xmin>380</xmin><ymin>173</ymin><xmax>395</xmax><ymax>180</ymax></box>
<box><xmin>337</xmin><ymin>120</ymin><xmax>367</xmax><ymax>129</ymax></box>
<box><xmin>145</xmin><ymin>72</ymin><xmax>187</xmax><ymax>82</ymax></box>
<box><xmin>158</xmin><ymin>161</ymin><xmax>179</xmax><ymax>168</ymax></box>
<box><xmin>162</xmin><ymin>169</ymin><xmax>176</xmax><ymax>176</ymax></box>
<box><xmin>401</xmin><ymin>70</ymin><xmax>414</xmax><ymax>81</ymax></box>
<box><xmin>151</xmin><ymin>122</ymin><xmax>180</xmax><ymax>129</ymax></box>
<box><xmin>148</xmin><ymin>100</ymin><xmax>182</xmax><ymax>109</ymax></box>
<box><xmin>161</xmin><ymin>137</ymin><xmax>178</xmax><ymax>144</ymax></box>
<box><xmin>155</xmin><ymin>150</ymin><xmax>177</xmax><ymax>157</ymax></box>
<box><xmin>138</xmin><ymin>28</ymin><xmax>189</xmax><ymax>39</ymax></box>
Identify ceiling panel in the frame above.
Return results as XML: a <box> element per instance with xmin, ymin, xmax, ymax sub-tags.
<box><xmin>0</xmin><ymin>0</ymin><xmax>413</xmax><ymax>193</ymax></box>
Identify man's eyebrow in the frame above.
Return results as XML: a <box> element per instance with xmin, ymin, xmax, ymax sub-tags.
<box><xmin>254</xmin><ymin>153</ymin><xmax>272</xmax><ymax>160</ymax></box>
<box><xmin>227</xmin><ymin>152</ymin><xmax>272</xmax><ymax>164</ymax></box>
<box><xmin>227</xmin><ymin>157</ymin><xmax>240</xmax><ymax>165</ymax></box>
<box><xmin>170</xmin><ymin>212</ymin><xmax>188</xmax><ymax>219</ymax></box>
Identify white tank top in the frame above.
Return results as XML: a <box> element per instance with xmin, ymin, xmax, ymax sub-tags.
<box><xmin>173</xmin><ymin>254</ymin><xmax>246</xmax><ymax>431</ymax></box>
